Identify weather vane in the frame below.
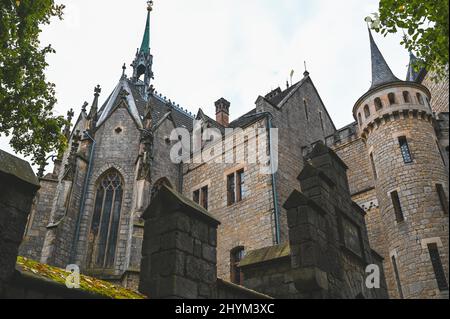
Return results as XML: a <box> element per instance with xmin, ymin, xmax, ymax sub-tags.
<box><xmin>147</xmin><ymin>1</ymin><xmax>154</xmax><ymax>12</ymax></box>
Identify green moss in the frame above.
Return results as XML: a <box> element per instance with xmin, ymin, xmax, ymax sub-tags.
<box><xmin>16</xmin><ymin>256</ymin><xmax>146</xmax><ymax>299</ymax></box>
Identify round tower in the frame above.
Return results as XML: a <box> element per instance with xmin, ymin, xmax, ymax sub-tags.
<box><xmin>353</xmin><ymin>30</ymin><xmax>449</xmax><ymax>299</ymax></box>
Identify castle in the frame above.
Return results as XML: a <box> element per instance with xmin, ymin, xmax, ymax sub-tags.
<box><xmin>18</xmin><ymin>3</ymin><xmax>448</xmax><ymax>298</ymax></box>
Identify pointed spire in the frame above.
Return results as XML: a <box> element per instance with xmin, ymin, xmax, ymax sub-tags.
<box><xmin>368</xmin><ymin>28</ymin><xmax>401</xmax><ymax>90</ymax></box>
<box><xmin>131</xmin><ymin>1</ymin><xmax>154</xmax><ymax>99</ymax></box>
<box><xmin>406</xmin><ymin>52</ymin><xmax>420</xmax><ymax>82</ymax></box>
<box><xmin>87</xmin><ymin>85</ymin><xmax>101</xmax><ymax>133</ymax></box>
<box><xmin>89</xmin><ymin>85</ymin><xmax>101</xmax><ymax>118</ymax></box>
<box><xmin>139</xmin><ymin>1</ymin><xmax>153</xmax><ymax>54</ymax></box>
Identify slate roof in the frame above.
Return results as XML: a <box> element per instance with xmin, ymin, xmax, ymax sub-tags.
<box><xmin>96</xmin><ymin>78</ymin><xmax>195</xmax><ymax>131</ymax></box>
<box><xmin>265</xmin><ymin>83</ymin><xmax>299</xmax><ymax>107</ymax></box>
<box><xmin>95</xmin><ymin>76</ymin><xmax>297</xmax><ymax>135</ymax></box>
<box><xmin>368</xmin><ymin>28</ymin><xmax>401</xmax><ymax>90</ymax></box>
<box><xmin>406</xmin><ymin>52</ymin><xmax>428</xmax><ymax>83</ymax></box>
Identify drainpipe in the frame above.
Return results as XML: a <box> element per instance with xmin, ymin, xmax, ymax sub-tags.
<box><xmin>244</xmin><ymin>112</ymin><xmax>281</xmax><ymax>245</ymax></box>
<box><xmin>70</xmin><ymin>131</ymin><xmax>96</xmax><ymax>264</ymax></box>
<box><xmin>266</xmin><ymin>114</ymin><xmax>281</xmax><ymax>245</ymax></box>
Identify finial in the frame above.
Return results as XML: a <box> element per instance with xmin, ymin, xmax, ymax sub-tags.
<box><xmin>67</xmin><ymin>108</ymin><xmax>75</xmax><ymax>121</ymax></box>
<box><xmin>147</xmin><ymin>1</ymin><xmax>154</xmax><ymax>12</ymax></box>
<box><xmin>94</xmin><ymin>84</ymin><xmax>101</xmax><ymax>96</ymax></box>
<box><xmin>122</xmin><ymin>63</ymin><xmax>127</xmax><ymax>78</ymax></box>
<box><xmin>303</xmin><ymin>61</ymin><xmax>309</xmax><ymax>77</ymax></box>
<box><xmin>81</xmin><ymin>102</ymin><xmax>88</xmax><ymax>113</ymax></box>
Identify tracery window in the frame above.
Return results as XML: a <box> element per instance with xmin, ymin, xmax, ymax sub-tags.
<box><xmin>89</xmin><ymin>170</ymin><xmax>123</xmax><ymax>269</ymax></box>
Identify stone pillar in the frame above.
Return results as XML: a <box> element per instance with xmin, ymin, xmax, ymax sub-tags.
<box><xmin>283</xmin><ymin>165</ymin><xmax>332</xmax><ymax>297</ymax></box>
<box><xmin>0</xmin><ymin>150</ymin><xmax>40</xmax><ymax>295</ymax></box>
<box><xmin>139</xmin><ymin>184</ymin><xmax>221</xmax><ymax>299</ymax></box>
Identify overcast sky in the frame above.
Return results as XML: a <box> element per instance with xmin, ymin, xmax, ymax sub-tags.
<box><xmin>1</xmin><ymin>0</ymin><xmax>410</xmax><ymax>171</ymax></box>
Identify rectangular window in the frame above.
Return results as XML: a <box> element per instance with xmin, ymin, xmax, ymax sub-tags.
<box><xmin>227</xmin><ymin>173</ymin><xmax>235</xmax><ymax>206</ymax></box>
<box><xmin>236</xmin><ymin>169</ymin><xmax>244</xmax><ymax>202</ymax></box>
<box><xmin>436</xmin><ymin>184</ymin><xmax>448</xmax><ymax>215</ymax></box>
<box><xmin>201</xmin><ymin>186</ymin><xmax>208</xmax><ymax>210</ymax></box>
<box><xmin>319</xmin><ymin>111</ymin><xmax>324</xmax><ymax>132</ymax></box>
<box><xmin>391</xmin><ymin>255</ymin><xmax>404</xmax><ymax>298</ymax></box>
<box><xmin>227</xmin><ymin>169</ymin><xmax>245</xmax><ymax>206</ymax></box>
<box><xmin>193</xmin><ymin>189</ymin><xmax>200</xmax><ymax>204</ymax></box>
<box><xmin>304</xmin><ymin>99</ymin><xmax>309</xmax><ymax>121</ymax></box>
<box><xmin>370</xmin><ymin>153</ymin><xmax>377</xmax><ymax>180</ymax></box>
<box><xmin>427</xmin><ymin>243</ymin><xmax>449</xmax><ymax>291</ymax></box>
<box><xmin>231</xmin><ymin>248</ymin><xmax>245</xmax><ymax>285</ymax></box>
<box><xmin>398</xmin><ymin>136</ymin><xmax>413</xmax><ymax>163</ymax></box>
<box><xmin>391</xmin><ymin>191</ymin><xmax>404</xmax><ymax>223</ymax></box>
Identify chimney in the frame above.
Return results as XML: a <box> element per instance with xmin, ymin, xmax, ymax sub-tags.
<box><xmin>215</xmin><ymin>98</ymin><xmax>230</xmax><ymax>127</ymax></box>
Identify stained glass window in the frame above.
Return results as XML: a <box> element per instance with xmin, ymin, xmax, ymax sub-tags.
<box><xmin>89</xmin><ymin>170</ymin><xmax>123</xmax><ymax>269</ymax></box>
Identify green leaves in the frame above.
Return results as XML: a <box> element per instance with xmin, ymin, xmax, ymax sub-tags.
<box><xmin>376</xmin><ymin>0</ymin><xmax>449</xmax><ymax>80</ymax></box>
<box><xmin>0</xmin><ymin>0</ymin><xmax>67</xmax><ymax>165</ymax></box>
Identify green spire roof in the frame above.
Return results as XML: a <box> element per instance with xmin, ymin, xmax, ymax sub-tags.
<box><xmin>139</xmin><ymin>10</ymin><xmax>151</xmax><ymax>54</ymax></box>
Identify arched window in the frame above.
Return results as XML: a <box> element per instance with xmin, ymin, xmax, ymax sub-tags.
<box><xmin>388</xmin><ymin>93</ymin><xmax>397</xmax><ymax>105</ymax></box>
<box><xmin>374</xmin><ymin>98</ymin><xmax>383</xmax><ymax>111</ymax></box>
<box><xmin>403</xmin><ymin>91</ymin><xmax>411</xmax><ymax>103</ymax></box>
<box><xmin>364</xmin><ymin>104</ymin><xmax>371</xmax><ymax>118</ymax></box>
<box><xmin>358</xmin><ymin>113</ymin><xmax>363</xmax><ymax>126</ymax></box>
<box><xmin>230</xmin><ymin>246</ymin><xmax>245</xmax><ymax>285</ymax></box>
<box><xmin>89</xmin><ymin>169</ymin><xmax>123</xmax><ymax>269</ymax></box>
<box><xmin>416</xmin><ymin>93</ymin><xmax>424</xmax><ymax>105</ymax></box>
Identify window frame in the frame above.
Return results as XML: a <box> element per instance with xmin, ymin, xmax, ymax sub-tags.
<box><xmin>436</xmin><ymin>183</ymin><xmax>448</xmax><ymax>215</ymax></box>
<box><xmin>227</xmin><ymin>168</ymin><xmax>245</xmax><ymax>206</ymax></box>
<box><xmin>390</xmin><ymin>190</ymin><xmax>404</xmax><ymax>223</ymax></box>
<box><xmin>89</xmin><ymin>169</ymin><xmax>124</xmax><ymax>270</ymax></box>
<box><xmin>398</xmin><ymin>136</ymin><xmax>413</xmax><ymax>164</ymax></box>
<box><xmin>192</xmin><ymin>185</ymin><xmax>209</xmax><ymax>210</ymax></box>
<box><xmin>230</xmin><ymin>246</ymin><xmax>245</xmax><ymax>285</ymax></box>
<box><xmin>427</xmin><ymin>243</ymin><xmax>449</xmax><ymax>291</ymax></box>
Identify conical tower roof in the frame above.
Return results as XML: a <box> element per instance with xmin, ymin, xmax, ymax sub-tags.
<box><xmin>368</xmin><ymin>28</ymin><xmax>401</xmax><ymax>90</ymax></box>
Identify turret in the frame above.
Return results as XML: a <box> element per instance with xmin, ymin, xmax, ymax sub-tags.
<box><xmin>353</xmin><ymin>29</ymin><xmax>449</xmax><ymax>299</ymax></box>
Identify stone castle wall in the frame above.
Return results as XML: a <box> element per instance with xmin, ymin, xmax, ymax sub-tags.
<box><xmin>182</xmin><ymin>119</ymin><xmax>276</xmax><ymax>281</ymax></box>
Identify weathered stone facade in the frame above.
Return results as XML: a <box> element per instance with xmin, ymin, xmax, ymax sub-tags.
<box><xmin>239</xmin><ymin>143</ymin><xmax>388</xmax><ymax>299</ymax></box>
<box><xmin>17</xmin><ymin>6</ymin><xmax>449</xmax><ymax>299</ymax></box>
